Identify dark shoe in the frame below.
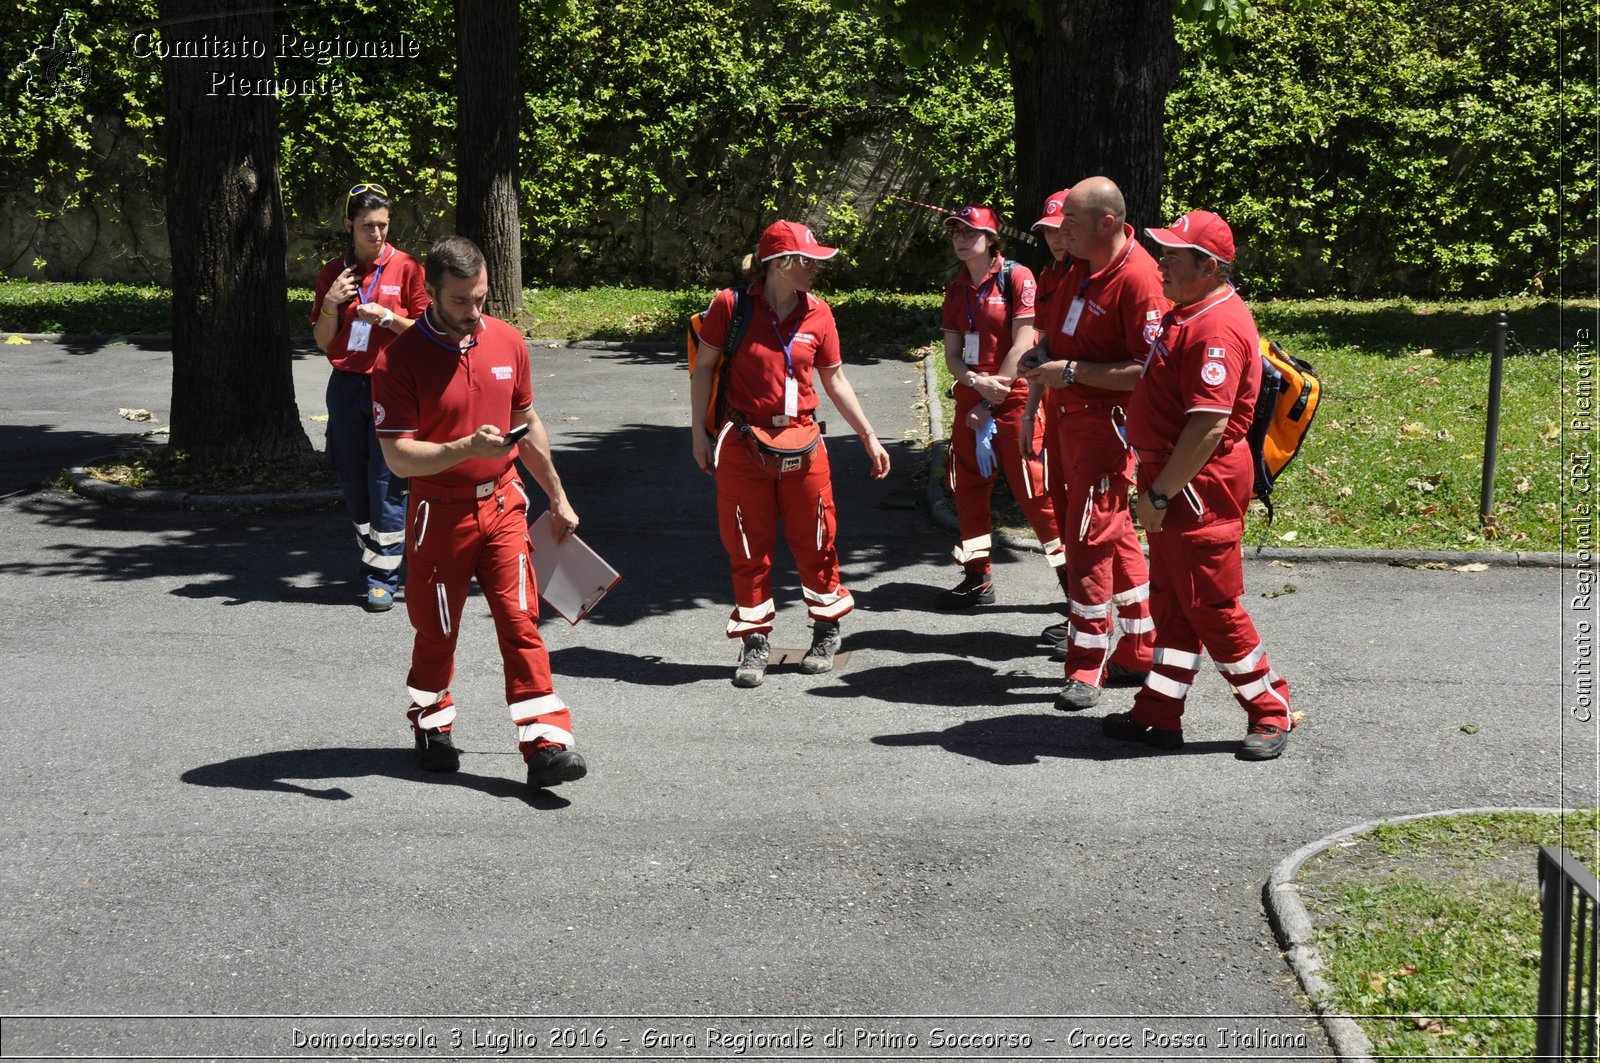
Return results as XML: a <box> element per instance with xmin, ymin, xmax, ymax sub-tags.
<box><xmin>1053</xmin><ymin>679</ymin><xmax>1102</xmax><ymax>712</ymax></box>
<box><xmin>414</xmin><ymin>728</ymin><xmax>460</xmax><ymax>772</ymax></box>
<box><xmin>1101</xmin><ymin>711</ymin><xmax>1183</xmax><ymax>751</ymax></box>
<box><xmin>800</xmin><ymin>622</ymin><xmax>841</xmax><ymax>675</ymax></box>
<box><xmin>1040</xmin><ymin>622</ymin><xmax>1070</xmax><ymax>645</ymax></box>
<box><xmin>1238</xmin><ymin>723</ymin><xmax>1290</xmax><ymax>761</ymax></box>
<box><xmin>1103</xmin><ymin>661</ymin><xmax>1150</xmax><ymax>688</ymax></box>
<box><xmin>526</xmin><ymin>739</ymin><xmax>588</xmax><ymax>788</ymax></box>
<box><xmin>365</xmin><ymin>586</ymin><xmax>395</xmax><ymax>612</ymax></box>
<box><xmin>733</xmin><ymin>633</ymin><xmax>770</xmax><ymax>688</ymax></box>
<box><xmin>936</xmin><ymin>571</ymin><xmax>995</xmax><ymax>610</ymax></box>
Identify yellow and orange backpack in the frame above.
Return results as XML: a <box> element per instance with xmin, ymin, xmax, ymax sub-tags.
<box><xmin>1248</xmin><ymin>338</ymin><xmax>1322</xmax><ymax>527</ymax></box>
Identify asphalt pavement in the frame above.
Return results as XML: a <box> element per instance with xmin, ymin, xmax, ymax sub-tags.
<box><xmin>0</xmin><ymin>333</ymin><xmax>1592</xmax><ymax>1061</ymax></box>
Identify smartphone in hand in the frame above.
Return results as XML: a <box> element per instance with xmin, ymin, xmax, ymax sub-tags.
<box><xmin>503</xmin><ymin>423</ymin><xmax>531</xmax><ymax>445</ymax></box>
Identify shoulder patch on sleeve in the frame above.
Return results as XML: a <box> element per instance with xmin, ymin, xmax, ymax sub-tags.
<box><xmin>1201</xmin><ymin>361</ymin><xmax>1228</xmax><ymax>386</ymax></box>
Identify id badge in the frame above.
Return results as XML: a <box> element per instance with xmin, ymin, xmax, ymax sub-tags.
<box><xmin>962</xmin><ymin>332</ymin><xmax>980</xmax><ymax>365</ymax></box>
<box><xmin>1061</xmin><ymin>297</ymin><xmax>1085</xmax><ymax>337</ymax></box>
<box><xmin>347</xmin><ymin>320</ymin><xmax>372</xmax><ymax>352</ymax></box>
<box><xmin>784</xmin><ymin>376</ymin><xmax>799</xmax><ymax>419</ymax></box>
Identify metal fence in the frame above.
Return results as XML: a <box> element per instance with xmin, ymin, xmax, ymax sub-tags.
<box><xmin>1538</xmin><ymin>844</ymin><xmax>1599</xmax><ymax>1061</ymax></box>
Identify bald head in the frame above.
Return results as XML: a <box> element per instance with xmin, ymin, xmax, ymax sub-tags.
<box><xmin>1068</xmin><ymin>176</ymin><xmax>1126</xmax><ymax>226</ymax></box>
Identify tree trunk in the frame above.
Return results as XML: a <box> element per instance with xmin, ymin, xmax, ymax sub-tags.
<box><xmin>999</xmin><ymin>10</ymin><xmax>1048</xmax><ymax>272</ymax></box>
<box><xmin>161</xmin><ymin>0</ymin><xmax>309</xmax><ymax>464</ymax></box>
<box><xmin>1016</xmin><ymin>0</ymin><xmax>1182</xmax><ymax>246</ymax></box>
<box><xmin>456</xmin><ymin>0</ymin><xmax>523</xmax><ymax>319</ymax></box>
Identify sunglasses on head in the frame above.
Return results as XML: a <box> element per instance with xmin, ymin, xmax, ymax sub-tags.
<box><xmin>346</xmin><ymin>183</ymin><xmax>388</xmax><ymax>206</ymax></box>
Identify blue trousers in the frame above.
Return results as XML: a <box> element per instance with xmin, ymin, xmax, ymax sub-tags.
<box><xmin>325</xmin><ymin>370</ymin><xmax>407</xmax><ymax>594</ymax></box>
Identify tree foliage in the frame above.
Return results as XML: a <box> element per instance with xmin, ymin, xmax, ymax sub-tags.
<box><xmin>1164</xmin><ymin>0</ymin><xmax>1593</xmax><ymax>295</ymax></box>
<box><xmin>2</xmin><ymin>0</ymin><xmax>1590</xmax><ymax>296</ymax></box>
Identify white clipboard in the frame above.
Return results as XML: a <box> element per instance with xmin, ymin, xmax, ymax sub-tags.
<box><xmin>528</xmin><ymin>511</ymin><xmax>621</xmax><ymax>625</ymax></box>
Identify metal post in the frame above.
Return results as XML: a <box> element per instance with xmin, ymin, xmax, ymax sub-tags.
<box><xmin>1537</xmin><ymin>846</ymin><xmax>1566</xmax><ymax>1061</ymax></box>
<box><xmin>1480</xmin><ymin>311</ymin><xmax>1509</xmax><ymax>525</ymax></box>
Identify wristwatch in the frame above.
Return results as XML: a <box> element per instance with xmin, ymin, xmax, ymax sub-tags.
<box><xmin>379</xmin><ymin>309</ymin><xmax>395</xmax><ymax>329</ymax></box>
<box><xmin>1061</xmin><ymin>360</ymin><xmax>1077</xmax><ymax>387</ymax></box>
<box><xmin>1147</xmin><ymin>490</ymin><xmax>1170</xmax><ymax>511</ymax></box>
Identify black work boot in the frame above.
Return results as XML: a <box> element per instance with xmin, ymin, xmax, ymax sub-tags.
<box><xmin>1238</xmin><ymin>723</ymin><xmax>1290</xmax><ymax>761</ymax></box>
<box><xmin>1102</xmin><ymin>711</ymin><xmax>1184</xmax><ymax>751</ymax></box>
<box><xmin>414</xmin><ymin>728</ymin><xmax>460</xmax><ymax>772</ymax></box>
<box><xmin>526</xmin><ymin>739</ymin><xmax>588</xmax><ymax>787</ymax></box>
<box><xmin>936</xmin><ymin>570</ymin><xmax>996</xmax><ymax>610</ymax></box>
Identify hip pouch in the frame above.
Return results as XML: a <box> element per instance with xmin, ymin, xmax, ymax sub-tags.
<box><xmin>742</xmin><ymin>420</ymin><xmax>822</xmax><ymax>477</ymax></box>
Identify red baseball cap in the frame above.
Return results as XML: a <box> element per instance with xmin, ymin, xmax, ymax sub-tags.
<box><xmin>1145</xmin><ymin>209</ymin><xmax>1236</xmax><ymax>264</ymax></box>
<box><xmin>758</xmin><ymin>220</ymin><xmax>839</xmax><ymax>263</ymax></box>
<box><xmin>1032</xmin><ymin>189</ymin><xmax>1071</xmax><ymax>230</ymax></box>
<box><xmin>943</xmin><ymin>204</ymin><xmax>1000</xmax><ymax>236</ymax></box>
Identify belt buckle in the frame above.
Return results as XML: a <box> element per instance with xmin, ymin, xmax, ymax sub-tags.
<box><xmin>771</xmin><ymin>414</ymin><xmax>791</xmax><ymax>428</ymax></box>
<box><xmin>475</xmin><ymin>480</ymin><xmax>495</xmax><ymax>499</ymax></box>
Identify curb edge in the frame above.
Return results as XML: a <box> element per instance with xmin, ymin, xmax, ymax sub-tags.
<box><xmin>1263</xmin><ymin>805</ymin><xmax>1571</xmax><ymax>1063</ymax></box>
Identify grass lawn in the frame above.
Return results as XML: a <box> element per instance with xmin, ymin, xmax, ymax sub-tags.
<box><xmin>1296</xmin><ymin>810</ymin><xmax>1598</xmax><ymax>1060</ymax></box>
<box><xmin>2</xmin><ymin>281</ymin><xmax>1589</xmax><ymax>551</ymax></box>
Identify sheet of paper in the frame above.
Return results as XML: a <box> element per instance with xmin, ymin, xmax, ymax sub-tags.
<box><xmin>528</xmin><ymin>510</ymin><xmax>622</xmax><ymax>625</ymax></box>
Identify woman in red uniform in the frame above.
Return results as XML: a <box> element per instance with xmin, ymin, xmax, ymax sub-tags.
<box><xmin>935</xmin><ymin>204</ymin><xmax>1064</xmax><ymax>609</ymax></box>
<box><xmin>690</xmin><ymin>221</ymin><xmax>892</xmax><ymax>688</ymax></box>
<box><xmin>310</xmin><ymin>183</ymin><xmax>429</xmax><ymax>612</ymax></box>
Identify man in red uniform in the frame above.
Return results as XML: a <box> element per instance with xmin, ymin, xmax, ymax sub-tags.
<box><xmin>1104</xmin><ymin>209</ymin><xmax>1294</xmax><ymax>760</ymax></box>
<box><xmin>937</xmin><ymin>204</ymin><xmax>1063</xmax><ymax>607</ymax></box>
<box><xmin>373</xmin><ymin>235</ymin><xmax>588</xmax><ymax>789</ymax></box>
<box><xmin>1022</xmin><ymin>177</ymin><xmax>1161</xmax><ymax>711</ymax></box>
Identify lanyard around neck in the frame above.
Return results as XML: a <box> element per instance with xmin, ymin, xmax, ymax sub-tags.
<box><xmin>417</xmin><ymin>308</ymin><xmax>477</xmax><ymax>353</ymax></box>
<box><xmin>346</xmin><ymin>244</ymin><xmax>389</xmax><ymax>304</ymax></box>
<box><xmin>762</xmin><ymin>297</ymin><xmax>803</xmax><ymax>378</ymax></box>
<box><xmin>964</xmin><ymin>270</ymin><xmax>999</xmax><ymax>331</ymax></box>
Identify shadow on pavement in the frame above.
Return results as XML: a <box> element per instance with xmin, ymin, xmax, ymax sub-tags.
<box><xmin>548</xmin><ymin>645</ymin><xmax>730</xmax><ymax>686</ymax></box>
<box><xmin>863</xmin><ymin>579</ymin><xmax>1066</xmax><ymax>618</ymax></box>
<box><xmin>810</xmin><ymin>657</ymin><xmax>1057</xmax><ymax>707</ymax></box>
<box><xmin>179</xmin><ymin>746</ymin><xmax>572</xmax><ymax>809</ymax></box>
<box><xmin>0</xmin><ymin>423</ymin><xmax>163</xmax><ymax>498</ymax></box>
<box><xmin>0</xmin><ymin>492</ymin><xmax>354</xmax><ymax>606</ymax></box>
<box><xmin>871</xmin><ymin>713</ymin><xmax>1239</xmax><ymax>765</ymax></box>
<box><xmin>836</xmin><ymin>626</ymin><xmax>1044</xmax><ymax>664</ymax></box>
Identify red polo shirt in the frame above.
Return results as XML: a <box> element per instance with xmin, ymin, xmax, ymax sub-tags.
<box><xmin>310</xmin><ymin>244</ymin><xmax>430</xmax><ymax>375</ymax></box>
<box><xmin>1044</xmin><ymin>226</ymin><xmax>1168</xmax><ymax>402</ymax></box>
<box><xmin>1033</xmin><ymin>258</ymin><xmax>1071</xmax><ymax>335</ymax></box>
<box><xmin>1126</xmin><ymin>285</ymin><xmax>1262</xmax><ymax>454</ymax></box>
<box><xmin>940</xmin><ymin>258</ymin><xmax>1037</xmax><ymax>373</ymax></box>
<box><xmin>371</xmin><ymin>311</ymin><xmax>532</xmax><ymax>489</ymax></box>
<box><xmin>699</xmin><ymin>282</ymin><xmax>841</xmax><ymax>424</ymax></box>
